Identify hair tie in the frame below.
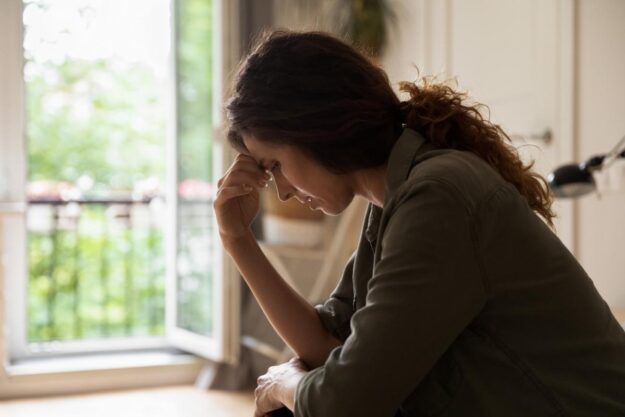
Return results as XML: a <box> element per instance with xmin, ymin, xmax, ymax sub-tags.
<box><xmin>394</xmin><ymin>101</ymin><xmax>410</xmax><ymax>123</ymax></box>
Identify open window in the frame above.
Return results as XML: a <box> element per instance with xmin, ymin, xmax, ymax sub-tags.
<box><xmin>0</xmin><ymin>0</ymin><xmax>240</xmax><ymax>369</ymax></box>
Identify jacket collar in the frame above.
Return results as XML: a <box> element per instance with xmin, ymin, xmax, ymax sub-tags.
<box><xmin>364</xmin><ymin>127</ymin><xmax>432</xmax><ymax>243</ymax></box>
<box><xmin>384</xmin><ymin>127</ymin><xmax>430</xmax><ymax>201</ymax></box>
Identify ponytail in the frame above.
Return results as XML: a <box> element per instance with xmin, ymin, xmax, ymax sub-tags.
<box><xmin>396</xmin><ymin>76</ymin><xmax>556</xmax><ymax>227</ymax></box>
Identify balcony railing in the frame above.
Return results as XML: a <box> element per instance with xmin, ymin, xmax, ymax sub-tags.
<box><xmin>26</xmin><ymin>196</ymin><xmax>166</xmax><ymax>343</ymax></box>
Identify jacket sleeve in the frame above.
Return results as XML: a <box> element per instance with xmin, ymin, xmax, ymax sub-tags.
<box><xmin>313</xmin><ymin>250</ymin><xmax>356</xmax><ymax>343</ymax></box>
<box><xmin>294</xmin><ymin>180</ymin><xmax>487</xmax><ymax>417</ymax></box>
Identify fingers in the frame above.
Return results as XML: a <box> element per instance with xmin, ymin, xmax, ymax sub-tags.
<box><xmin>214</xmin><ymin>185</ymin><xmax>255</xmax><ymax>207</ymax></box>
<box><xmin>217</xmin><ymin>154</ymin><xmax>272</xmax><ymax>189</ymax></box>
<box><xmin>230</xmin><ymin>170</ymin><xmax>271</xmax><ymax>189</ymax></box>
<box><xmin>232</xmin><ymin>153</ymin><xmax>269</xmax><ymax>176</ymax></box>
<box><xmin>253</xmin><ymin>384</ymin><xmax>269</xmax><ymax>417</ymax></box>
<box><xmin>217</xmin><ymin>170</ymin><xmax>269</xmax><ymax>196</ymax></box>
<box><xmin>219</xmin><ymin>164</ymin><xmax>270</xmax><ymax>187</ymax></box>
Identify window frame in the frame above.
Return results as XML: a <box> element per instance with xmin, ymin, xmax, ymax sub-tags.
<box><xmin>1</xmin><ymin>0</ymin><xmax>29</xmax><ymax>363</ymax></box>
<box><xmin>0</xmin><ymin>0</ymin><xmax>241</xmax><ymax>397</ymax></box>
<box><xmin>164</xmin><ymin>0</ymin><xmax>241</xmax><ymax>365</ymax></box>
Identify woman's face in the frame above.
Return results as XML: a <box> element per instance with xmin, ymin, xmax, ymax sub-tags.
<box><xmin>242</xmin><ymin>134</ymin><xmax>355</xmax><ymax>216</ymax></box>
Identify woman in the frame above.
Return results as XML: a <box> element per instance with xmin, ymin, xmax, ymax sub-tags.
<box><xmin>215</xmin><ymin>30</ymin><xmax>625</xmax><ymax>417</ymax></box>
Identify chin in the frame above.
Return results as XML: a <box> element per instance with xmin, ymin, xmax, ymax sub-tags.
<box><xmin>321</xmin><ymin>200</ymin><xmax>350</xmax><ymax>216</ymax></box>
<box><xmin>320</xmin><ymin>207</ymin><xmax>339</xmax><ymax>216</ymax></box>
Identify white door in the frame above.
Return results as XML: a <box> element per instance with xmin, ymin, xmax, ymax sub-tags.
<box><xmin>384</xmin><ymin>0</ymin><xmax>575</xmax><ymax>250</ymax></box>
<box><xmin>446</xmin><ymin>0</ymin><xmax>575</xmax><ymax>249</ymax></box>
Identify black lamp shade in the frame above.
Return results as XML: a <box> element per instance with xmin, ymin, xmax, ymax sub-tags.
<box><xmin>547</xmin><ymin>135</ymin><xmax>625</xmax><ymax>199</ymax></box>
<box><xmin>547</xmin><ymin>163</ymin><xmax>596</xmax><ymax>198</ymax></box>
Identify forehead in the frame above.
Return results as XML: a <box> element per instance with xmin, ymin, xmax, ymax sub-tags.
<box><xmin>240</xmin><ymin>133</ymin><xmax>319</xmax><ymax>173</ymax></box>
<box><xmin>241</xmin><ymin>133</ymin><xmax>289</xmax><ymax>160</ymax></box>
<box><xmin>241</xmin><ymin>133</ymin><xmax>266</xmax><ymax>153</ymax></box>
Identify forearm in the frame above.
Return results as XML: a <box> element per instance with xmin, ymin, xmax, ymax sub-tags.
<box><xmin>223</xmin><ymin>232</ymin><xmax>341</xmax><ymax>369</ymax></box>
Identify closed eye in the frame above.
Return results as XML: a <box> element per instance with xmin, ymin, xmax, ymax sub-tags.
<box><xmin>268</xmin><ymin>161</ymin><xmax>280</xmax><ymax>173</ymax></box>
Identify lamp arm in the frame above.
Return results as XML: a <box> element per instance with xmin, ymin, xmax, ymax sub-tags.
<box><xmin>602</xmin><ymin>134</ymin><xmax>625</xmax><ymax>171</ymax></box>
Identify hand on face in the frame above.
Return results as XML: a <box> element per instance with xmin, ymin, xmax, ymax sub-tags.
<box><xmin>214</xmin><ymin>153</ymin><xmax>271</xmax><ymax>246</ymax></box>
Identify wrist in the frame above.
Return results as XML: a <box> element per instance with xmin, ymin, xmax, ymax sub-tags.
<box><xmin>220</xmin><ymin>231</ymin><xmax>256</xmax><ymax>252</ymax></box>
<box><xmin>277</xmin><ymin>371</ymin><xmax>306</xmax><ymax>411</ymax></box>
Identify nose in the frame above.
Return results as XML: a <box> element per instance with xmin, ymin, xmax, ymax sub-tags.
<box><xmin>273</xmin><ymin>172</ymin><xmax>296</xmax><ymax>202</ymax></box>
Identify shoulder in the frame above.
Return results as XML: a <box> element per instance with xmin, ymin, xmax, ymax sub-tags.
<box><xmin>395</xmin><ymin>148</ymin><xmax>509</xmax><ymax>213</ymax></box>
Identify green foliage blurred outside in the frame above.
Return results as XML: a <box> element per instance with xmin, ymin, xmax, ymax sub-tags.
<box><xmin>25</xmin><ymin>0</ymin><xmax>214</xmax><ymax>343</ymax></box>
<box><xmin>175</xmin><ymin>0</ymin><xmax>215</xmax><ymax>338</ymax></box>
<box><xmin>28</xmin><ymin>204</ymin><xmax>165</xmax><ymax>341</ymax></box>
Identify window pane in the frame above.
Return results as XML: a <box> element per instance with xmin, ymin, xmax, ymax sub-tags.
<box><xmin>23</xmin><ymin>0</ymin><xmax>171</xmax><ymax>345</ymax></box>
<box><xmin>175</xmin><ymin>0</ymin><xmax>215</xmax><ymax>337</ymax></box>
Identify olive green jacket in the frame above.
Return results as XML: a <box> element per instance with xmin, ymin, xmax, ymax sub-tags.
<box><xmin>293</xmin><ymin>127</ymin><xmax>625</xmax><ymax>417</ymax></box>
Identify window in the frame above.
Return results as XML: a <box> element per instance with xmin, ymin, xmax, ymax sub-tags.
<box><xmin>0</xmin><ymin>0</ymin><xmax>240</xmax><ymax>376</ymax></box>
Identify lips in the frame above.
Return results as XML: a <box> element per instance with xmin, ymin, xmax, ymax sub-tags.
<box><xmin>297</xmin><ymin>196</ymin><xmax>316</xmax><ymax>209</ymax></box>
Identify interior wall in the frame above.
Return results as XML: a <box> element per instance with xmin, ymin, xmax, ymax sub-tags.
<box><xmin>576</xmin><ymin>0</ymin><xmax>625</xmax><ymax>307</ymax></box>
<box><xmin>239</xmin><ymin>0</ymin><xmax>274</xmax><ymax>53</ymax></box>
<box><xmin>382</xmin><ymin>0</ymin><xmax>625</xmax><ymax>307</ymax></box>
<box><xmin>380</xmin><ymin>0</ymin><xmax>425</xmax><ymax>93</ymax></box>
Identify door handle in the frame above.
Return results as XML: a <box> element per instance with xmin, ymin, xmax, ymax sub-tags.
<box><xmin>509</xmin><ymin>129</ymin><xmax>552</xmax><ymax>145</ymax></box>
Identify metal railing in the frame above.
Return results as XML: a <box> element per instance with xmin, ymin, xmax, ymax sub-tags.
<box><xmin>26</xmin><ymin>196</ymin><xmax>166</xmax><ymax>343</ymax></box>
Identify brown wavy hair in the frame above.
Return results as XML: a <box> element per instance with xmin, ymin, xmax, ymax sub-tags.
<box><xmin>225</xmin><ymin>29</ymin><xmax>555</xmax><ymax>226</ymax></box>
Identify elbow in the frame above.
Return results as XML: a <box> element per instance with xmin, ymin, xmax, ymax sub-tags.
<box><xmin>295</xmin><ymin>390</ymin><xmax>354</xmax><ymax>417</ymax></box>
<box><xmin>295</xmin><ymin>369</ymin><xmax>381</xmax><ymax>417</ymax></box>
<box><xmin>298</xmin><ymin>393</ymin><xmax>385</xmax><ymax>417</ymax></box>
<box><xmin>299</xmin><ymin>334</ymin><xmax>342</xmax><ymax>370</ymax></box>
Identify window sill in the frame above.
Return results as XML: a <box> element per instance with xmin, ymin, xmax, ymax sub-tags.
<box><xmin>1</xmin><ymin>349</ymin><xmax>207</xmax><ymax>400</ymax></box>
<box><xmin>6</xmin><ymin>349</ymin><xmax>202</xmax><ymax>377</ymax></box>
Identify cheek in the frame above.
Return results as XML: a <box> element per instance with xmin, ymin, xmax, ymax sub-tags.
<box><xmin>282</xmin><ymin>166</ymin><xmax>318</xmax><ymax>192</ymax></box>
<box><xmin>320</xmin><ymin>196</ymin><xmax>352</xmax><ymax>216</ymax></box>
<box><xmin>283</xmin><ymin>162</ymin><xmax>344</xmax><ymax>202</ymax></box>
<box><xmin>319</xmin><ymin>182</ymin><xmax>353</xmax><ymax>209</ymax></box>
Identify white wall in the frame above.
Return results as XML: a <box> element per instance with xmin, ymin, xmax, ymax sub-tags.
<box><xmin>382</xmin><ymin>0</ymin><xmax>625</xmax><ymax>307</ymax></box>
<box><xmin>576</xmin><ymin>0</ymin><xmax>625</xmax><ymax>307</ymax></box>
<box><xmin>382</xmin><ymin>0</ymin><xmax>448</xmax><ymax>97</ymax></box>
<box><xmin>381</xmin><ymin>0</ymin><xmax>425</xmax><ymax>91</ymax></box>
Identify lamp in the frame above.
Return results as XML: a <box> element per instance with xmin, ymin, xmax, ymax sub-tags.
<box><xmin>548</xmin><ymin>135</ymin><xmax>625</xmax><ymax>198</ymax></box>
